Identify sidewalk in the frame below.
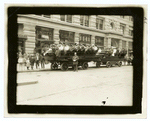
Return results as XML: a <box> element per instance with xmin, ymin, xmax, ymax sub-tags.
<box><xmin>17</xmin><ymin>61</ymin><xmax>129</xmax><ymax>73</ymax></box>
<box><xmin>17</xmin><ymin>63</ymin><xmax>51</xmax><ymax>72</ymax></box>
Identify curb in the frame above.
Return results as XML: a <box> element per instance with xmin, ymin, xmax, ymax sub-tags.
<box><xmin>17</xmin><ymin>80</ymin><xmax>38</xmax><ymax>86</ymax></box>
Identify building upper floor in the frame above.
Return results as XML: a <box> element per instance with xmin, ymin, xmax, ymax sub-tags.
<box><xmin>18</xmin><ymin>14</ymin><xmax>133</xmax><ymax>37</ymax></box>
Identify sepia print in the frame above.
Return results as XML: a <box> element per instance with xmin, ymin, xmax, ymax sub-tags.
<box><xmin>5</xmin><ymin>6</ymin><xmax>145</xmax><ymax>116</ymax></box>
<box><xmin>17</xmin><ymin>14</ymin><xmax>133</xmax><ymax>106</ymax></box>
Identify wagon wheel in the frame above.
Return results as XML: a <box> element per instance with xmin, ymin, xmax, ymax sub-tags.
<box><xmin>51</xmin><ymin>63</ymin><xmax>55</xmax><ymax>70</ymax></box>
<box><xmin>82</xmin><ymin>62</ymin><xmax>88</xmax><ymax>70</ymax></box>
<box><xmin>61</xmin><ymin>62</ymin><xmax>68</xmax><ymax>71</ymax></box>
<box><xmin>51</xmin><ymin>62</ymin><xmax>58</xmax><ymax>70</ymax></box>
<box><xmin>96</xmin><ymin>62</ymin><xmax>101</xmax><ymax>68</ymax></box>
<box><xmin>118</xmin><ymin>61</ymin><xmax>122</xmax><ymax>67</ymax></box>
<box><xmin>106</xmin><ymin>61</ymin><xmax>111</xmax><ymax>68</ymax></box>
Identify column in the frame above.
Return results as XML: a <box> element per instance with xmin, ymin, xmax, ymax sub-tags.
<box><xmin>104</xmin><ymin>37</ymin><xmax>108</xmax><ymax>49</ymax></box>
<box><xmin>107</xmin><ymin>37</ymin><xmax>111</xmax><ymax>48</ymax></box>
<box><xmin>74</xmin><ymin>32</ymin><xmax>79</xmax><ymax>44</ymax></box>
<box><xmin>23</xmin><ymin>23</ymin><xmax>36</xmax><ymax>54</ymax></box>
<box><xmin>73</xmin><ymin>15</ymin><xmax>80</xmax><ymax>25</ymax></box>
<box><xmin>91</xmin><ymin>35</ymin><xmax>95</xmax><ymax>45</ymax></box>
<box><xmin>119</xmin><ymin>39</ymin><xmax>122</xmax><ymax>50</ymax></box>
<box><xmin>90</xmin><ymin>15</ymin><xmax>96</xmax><ymax>28</ymax></box>
<box><xmin>126</xmin><ymin>41</ymin><xmax>129</xmax><ymax>57</ymax></box>
<box><xmin>53</xmin><ymin>29</ymin><xmax>60</xmax><ymax>44</ymax></box>
<box><xmin>104</xmin><ymin>18</ymin><xmax>111</xmax><ymax>30</ymax></box>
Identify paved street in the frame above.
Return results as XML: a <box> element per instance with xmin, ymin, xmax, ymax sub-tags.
<box><xmin>17</xmin><ymin>65</ymin><xmax>133</xmax><ymax>106</ymax></box>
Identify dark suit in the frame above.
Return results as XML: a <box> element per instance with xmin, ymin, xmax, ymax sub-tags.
<box><xmin>72</xmin><ymin>55</ymin><xmax>79</xmax><ymax>71</ymax></box>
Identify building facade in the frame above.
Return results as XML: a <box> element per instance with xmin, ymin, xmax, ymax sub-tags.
<box><xmin>17</xmin><ymin>14</ymin><xmax>133</xmax><ymax>55</ymax></box>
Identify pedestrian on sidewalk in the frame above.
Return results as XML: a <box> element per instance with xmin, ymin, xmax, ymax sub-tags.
<box><xmin>26</xmin><ymin>57</ymin><xmax>30</xmax><ymax>70</ymax></box>
<box><xmin>35</xmin><ymin>53</ymin><xmax>40</xmax><ymax>69</ymax></box>
<box><xmin>18</xmin><ymin>52</ymin><xmax>24</xmax><ymax>71</ymax></box>
<box><xmin>72</xmin><ymin>52</ymin><xmax>79</xmax><ymax>72</ymax></box>
<box><xmin>40</xmin><ymin>52</ymin><xmax>45</xmax><ymax>68</ymax></box>
<box><xmin>30</xmin><ymin>55</ymin><xmax>35</xmax><ymax>70</ymax></box>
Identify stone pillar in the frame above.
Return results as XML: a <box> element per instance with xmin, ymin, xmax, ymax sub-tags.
<box><xmin>73</xmin><ymin>15</ymin><xmax>80</xmax><ymax>25</ymax></box>
<box><xmin>119</xmin><ymin>39</ymin><xmax>122</xmax><ymax>50</ymax></box>
<box><xmin>74</xmin><ymin>32</ymin><xmax>79</xmax><ymax>44</ymax></box>
<box><xmin>126</xmin><ymin>41</ymin><xmax>129</xmax><ymax>57</ymax></box>
<box><xmin>53</xmin><ymin>29</ymin><xmax>60</xmax><ymax>44</ymax></box>
<box><xmin>90</xmin><ymin>15</ymin><xmax>96</xmax><ymax>28</ymax></box>
<box><xmin>91</xmin><ymin>35</ymin><xmax>95</xmax><ymax>45</ymax></box>
<box><xmin>107</xmin><ymin>37</ymin><xmax>111</xmax><ymax>48</ymax></box>
<box><xmin>104</xmin><ymin>18</ymin><xmax>111</xmax><ymax>30</ymax></box>
<box><xmin>104</xmin><ymin>37</ymin><xmax>108</xmax><ymax>49</ymax></box>
<box><xmin>23</xmin><ymin>23</ymin><xmax>36</xmax><ymax>54</ymax></box>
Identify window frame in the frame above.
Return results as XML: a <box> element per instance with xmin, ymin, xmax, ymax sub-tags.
<box><xmin>120</xmin><ymin>24</ymin><xmax>126</xmax><ymax>34</ymax></box>
<box><xmin>96</xmin><ymin>16</ymin><xmax>104</xmax><ymax>30</ymax></box>
<box><xmin>79</xmin><ymin>33</ymin><xmax>91</xmax><ymax>44</ymax></box>
<box><xmin>60</xmin><ymin>15</ymin><xmax>73</xmax><ymax>23</ymax></box>
<box><xmin>80</xmin><ymin>15</ymin><xmax>90</xmax><ymax>27</ymax></box>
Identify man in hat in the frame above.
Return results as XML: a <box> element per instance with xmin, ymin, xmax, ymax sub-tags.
<box><xmin>72</xmin><ymin>52</ymin><xmax>79</xmax><ymax>72</ymax></box>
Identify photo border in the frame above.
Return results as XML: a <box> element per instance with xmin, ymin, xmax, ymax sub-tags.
<box><xmin>7</xmin><ymin>6</ymin><xmax>143</xmax><ymax>114</ymax></box>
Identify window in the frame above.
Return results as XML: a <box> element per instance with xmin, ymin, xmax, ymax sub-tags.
<box><xmin>96</xmin><ymin>17</ymin><xmax>104</xmax><ymax>30</ymax></box>
<box><xmin>60</xmin><ymin>15</ymin><xmax>72</xmax><ymax>23</ymax></box>
<box><xmin>36</xmin><ymin>27</ymin><xmax>53</xmax><ymax>41</ymax></box>
<box><xmin>66</xmin><ymin>15</ymin><xmax>72</xmax><ymax>23</ymax></box>
<box><xmin>59</xmin><ymin>30</ymin><xmax>74</xmax><ymax>43</ymax></box>
<box><xmin>129</xmin><ymin>29</ymin><xmax>133</xmax><ymax>36</ymax></box>
<box><xmin>110</xmin><ymin>22</ymin><xmax>115</xmax><ymax>30</ymax></box>
<box><xmin>120</xmin><ymin>24</ymin><xmax>125</xmax><ymax>34</ymax></box>
<box><xmin>60</xmin><ymin>15</ymin><xmax>65</xmax><ymax>21</ymax></box>
<box><xmin>79</xmin><ymin>34</ymin><xmax>91</xmax><ymax>44</ymax></box>
<box><xmin>80</xmin><ymin>15</ymin><xmax>89</xmax><ymax>27</ymax></box>
<box><xmin>95</xmin><ymin>36</ymin><xmax>104</xmax><ymax>49</ymax></box>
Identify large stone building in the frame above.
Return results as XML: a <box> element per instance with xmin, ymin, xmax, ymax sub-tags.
<box><xmin>17</xmin><ymin>14</ymin><xmax>133</xmax><ymax>55</ymax></box>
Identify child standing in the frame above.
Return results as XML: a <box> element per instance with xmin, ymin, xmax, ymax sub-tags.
<box><xmin>26</xmin><ymin>58</ymin><xmax>30</xmax><ymax>70</ymax></box>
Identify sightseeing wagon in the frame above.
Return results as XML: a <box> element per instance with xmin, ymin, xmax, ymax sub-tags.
<box><xmin>99</xmin><ymin>54</ymin><xmax>125</xmax><ymax>68</ymax></box>
<box><xmin>98</xmin><ymin>48</ymin><xmax>127</xmax><ymax>68</ymax></box>
<box><xmin>43</xmin><ymin>43</ymin><xmax>105</xmax><ymax>71</ymax></box>
<box><xmin>43</xmin><ymin>43</ymin><xmax>127</xmax><ymax>71</ymax></box>
<box><xmin>44</xmin><ymin>52</ymin><xmax>104</xmax><ymax>71</ymax></box>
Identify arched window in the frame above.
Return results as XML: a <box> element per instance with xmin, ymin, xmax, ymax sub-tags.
<box><xmin>110</xmin><ymin>22</ymin><xmax>115</xmax><ymax>30</ymax></box>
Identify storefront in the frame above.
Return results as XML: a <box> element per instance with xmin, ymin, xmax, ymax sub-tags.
<box><xmin>35</xmin><ymin>26</ymin><xmax>54</xmax><ymax>53</ymax></box>
<box><xmin>79</xmin><ymin>33</ymin><xmax>91</xmax><ymax>45</ymax></box>
<box><xmin>59</xmin><ymin>30</ymin><xmax>75</xmax><ymax>44</ymax></box>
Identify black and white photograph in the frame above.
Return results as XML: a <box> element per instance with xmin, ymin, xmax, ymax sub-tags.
<box><xmin>16</xmin><ymin>14</ymin><xmax>134</xmax><ymax>106</ymax></box>
<box><xmin>5</xmin><ymin>4</ymin><xmax>147</xmax><ymax>117</ymax></box>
